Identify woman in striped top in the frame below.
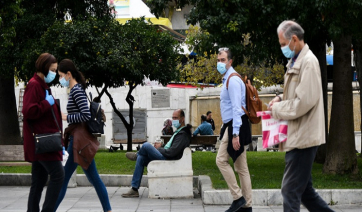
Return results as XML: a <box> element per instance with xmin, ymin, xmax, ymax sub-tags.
<box><xmin>54</xmin><ymin>59</ymin><xmax>112</xmax><ymax>212</ymax></box>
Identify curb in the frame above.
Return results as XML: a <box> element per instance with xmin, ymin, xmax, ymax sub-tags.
<box><xmin>1</xmin><ymin>173</ymin><xmax>362</xmax><ymax>206</ymax></box>
<box><xmin>198</xmin><ymin>175</ymin><xmax>362</xmax><ymax>205</ymax></box>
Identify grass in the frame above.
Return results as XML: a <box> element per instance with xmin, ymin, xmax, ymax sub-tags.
<box><xmin>1</xmin><ymin>150</ymin><xmax>362</xmax><ymax>189</ymax></box>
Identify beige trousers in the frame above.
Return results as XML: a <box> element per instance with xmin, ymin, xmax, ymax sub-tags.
<box><xmin>216</xmin><ymin>127</ymin><xmax>252</xmax><ymax>207</ymax></box>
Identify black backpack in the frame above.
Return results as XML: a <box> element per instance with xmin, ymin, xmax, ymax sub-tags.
<box><xmin>72</xmin><ymin>92</ymin><xmax>105</xmax><ymax>134</ymax></box>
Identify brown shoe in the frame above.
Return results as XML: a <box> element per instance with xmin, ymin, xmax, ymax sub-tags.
<box><xmin>121</xmin><ymin>188</ymin><xmax>139</xmax><ymax>198</ymax></box>
<box><xmin>126</xmin><ymin>152</ymin><xmax>138</xmax><ymax>161</ymax></box>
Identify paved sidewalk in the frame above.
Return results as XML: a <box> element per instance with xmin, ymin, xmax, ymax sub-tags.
<box><xmin>0</xmin><ymin>186</ymin><xmax>361</xmax><ymax>212</ymax></box>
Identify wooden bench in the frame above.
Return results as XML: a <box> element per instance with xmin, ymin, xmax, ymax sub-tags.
<box><xmin>110</xmin><ymin>139</ymin><xmax>147</xmax><ymax>151</ymax></box>
<box><xmin>147</xmin><ymin>147</ymin><xmax>193</xmax><ymax>198</ymax></box>
<box><xmin>161</xmin><ymin>135</ymin><xmax>219</xmax><ymax>150</ymax></box>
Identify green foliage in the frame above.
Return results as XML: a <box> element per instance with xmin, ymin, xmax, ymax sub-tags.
<box><xmin>0</xmin><ymin>0</ymin><xmax>22</xmax><ymax>48</ymax></box>
<box><xmin>0</xmin><ymin>0</ymin><xmax>22</xmax><ymax>78</ymax></box>
<box><xmin>178</xmin><ymin>26</ymin><xmax>284</xmax><ymax>89</ymax></box>
<box><xmin>0</xmin><ymin>0</ymin><xmax>112</xmax><ymax>83</ymax></box>
<box><xmin>33</xmin><ymin>17</ymin><xmax>180</xmax><ymax>90</ymax></box>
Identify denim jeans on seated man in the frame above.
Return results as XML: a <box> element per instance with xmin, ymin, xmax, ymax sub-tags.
<box><xmin>122</xmin><ymin>109</ymin><xmax>192</xmax><ymax>198</ymax></box>
<box><xmin>131</xmin><ymin>142</ymin><xmax>166</xmax><ymax>189</ymax></box>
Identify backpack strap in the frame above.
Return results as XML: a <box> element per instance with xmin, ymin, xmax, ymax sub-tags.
<box><xmin>225</xmin><ymin>72</ymin><xmax>249</xmax><ymax>116</ymax></box>
<box><xmin>226</xmin><ymin>73</ymin><xmax>245</xmax><ymax>90</ymax></box>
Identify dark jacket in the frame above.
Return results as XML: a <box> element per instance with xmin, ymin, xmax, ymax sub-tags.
<box><xmin>206</xmin><ymin>118</ymin><xmax>216</xmax><ymax>131</ymax></box>
<box><xmin>64</xmin><ymin>123</ymin><xmax>99</xmax><ymax>170</ymax></box>
<box><xmin>22</xmin><ymin>73</ymin><xmax>63</xmax><ymax>162</ymax></box>
<box><xmin>158</xmin><ymin>124</ymin><xmax>192</xmax><ymax>160</ymax></box>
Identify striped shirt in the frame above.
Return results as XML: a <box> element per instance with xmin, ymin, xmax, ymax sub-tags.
<box><xmin>67</xmin><ymin>84</ymin><xmax>91</xmax><ymax>124</ymax></box>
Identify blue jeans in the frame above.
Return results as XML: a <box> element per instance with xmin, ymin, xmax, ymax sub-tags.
<box><xmin>282</xmin><ymin>146</ymin><xmax>334</xmax><ymax>212</ymax></box>
<box><xmin>131</xmin><ymin>142</ymin><xmax>166</xmax><ymax>189</ymax></box>
<box><xmin>54</xmin><ymin>136</ymin><xmax>111</xmax><ymax>212</ymax></box>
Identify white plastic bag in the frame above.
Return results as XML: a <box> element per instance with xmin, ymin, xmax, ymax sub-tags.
<box><xmin>257</xmin><ymin>111</ymin><xmax>288</xmax><ymax>148</ymax></box>
<box><xmin>62</xmin><ymin>147</ymin><xmax>69</xmax><ymax>166</ymax></box>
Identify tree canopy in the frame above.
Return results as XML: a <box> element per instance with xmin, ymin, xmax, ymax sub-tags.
<box><xmin>36</xmin><ymin>17</ymin><xmax>181</xmax><ymax>150</ymax></box>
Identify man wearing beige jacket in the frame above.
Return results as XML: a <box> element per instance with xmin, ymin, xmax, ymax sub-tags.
<box><xmin>269</xmin><ymin>20</ymin><xmax>334</xmax><ymax>212</ymax></box>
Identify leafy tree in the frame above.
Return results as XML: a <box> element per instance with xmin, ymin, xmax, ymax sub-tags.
<box><xmin>36</xmin><ymin>17</ymin><xmax>181</xmax><ymax>151</ymax></box>
<box><xmin>318</xmin><ymin>0</ymin><xmax>362</xmax><ymax>174</ymax></box>
<box><xmin>148</xmin><ymin>0</ymin><xmax>361</xmax><ymax>174</ymax></box>
<box><xmin>0</xmin><ymin>0</ymin><xmax>23</xmax><ymax>145</ymax></box>
<box><xmin>0</xmin><ymin>0</ymin><xmax>112</xmax><ymax>145</ymax></box>
<box><xmin>178</xmin><ymin>26</ymin><xmax>284</xmax><ymax>89</ymax></box>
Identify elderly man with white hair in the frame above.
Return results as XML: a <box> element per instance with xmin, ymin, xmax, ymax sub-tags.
<box><xmin>268</xmin><ymin>20</ymin><xmax>334</xmax><ymax>212</ymax></box>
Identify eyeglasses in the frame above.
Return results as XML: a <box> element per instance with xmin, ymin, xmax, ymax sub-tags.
<box><xmin>218</xmin><ymin>47</ymin><xmax>229</xmax><ymax>52</ymax></box>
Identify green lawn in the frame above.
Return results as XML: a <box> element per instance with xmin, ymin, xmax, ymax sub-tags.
<box><xmin>1</xmin><ymin>150</ymin><xmax>362</xmax><ymax>189</ymax></box>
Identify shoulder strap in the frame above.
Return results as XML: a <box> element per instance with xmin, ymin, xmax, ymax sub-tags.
<box><xmin>226</xmin><ymin>73</ymin><xmax>244</xmax><ymax>90</ymax></box>
<box><xmin>28</xmin><ymin>107</ymin><xmax>61</xmax><ymax>136</ymax></box>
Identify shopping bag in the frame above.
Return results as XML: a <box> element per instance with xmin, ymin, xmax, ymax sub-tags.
<box><xmin>256</xmin><ymin>111</ymin><xmax>288</xmax><ymax>148</ymax></box>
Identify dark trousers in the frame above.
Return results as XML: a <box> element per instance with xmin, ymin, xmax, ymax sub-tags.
<box><xmin>282</xmin><ymin>146</ymin><xmax>334</xmax><ymax>212</ymax></box>
<box><xmin>27</xmin><ymin>160</ymin><xmax>64</xmax><ymax>212</ymax></box>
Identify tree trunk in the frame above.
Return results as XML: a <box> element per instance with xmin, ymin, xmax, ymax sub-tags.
<box><xmin>309</xmin><ymin>41</ymin><xmax>328</xmax><ymax>163</ymax></box>
<box><xmin>354</xmin><ymin>40</ymin><xmax>362</xmax><ymax>155</ymax></box>
<box><xmin>126</xmin><ymin>84</ymin><xmax>136</xmax><ymax>152</ymax></box>
<box><xmin>0</xmin><ymin>77</ymin><xmax>22</xmax><ymax>145</ymax></box>
<box><xmin>323</xmin><ymin>35</ymin><xmax>358</xmax><ymax>174</ymax></box>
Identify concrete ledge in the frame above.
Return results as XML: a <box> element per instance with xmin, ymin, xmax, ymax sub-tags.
<box><xmin>76</xmin><ymin>174</ymin><xmax>148</xmax><ymax>187</ymax></box>
<box><xmin>1</xmin><ymin>173</ymin><xmax>362</xmax><ymax>206</ymax></box>
<box><xmin>0</xmin><ymin>173</ymin><xmax>32</xmax><ymax>186</ymax></box>
<box><xmin>198</xmin><ymin>175</ymin><xmax>362</xmax><ymax>206</ymax></box>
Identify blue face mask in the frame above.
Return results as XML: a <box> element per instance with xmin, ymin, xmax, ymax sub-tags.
<box><xmin>217</xmin><ymin>62</ymin><xmax>227</xmax><ymax>74</ymax></box>
<box><xmin>281</xmin><ymin>39</ymin><xmax>295</xmax><ymax>58</ymax></box>
<box><xmin>44</xmin><ymin>71</ymin><xmax>56</xmax><ymax>83</ymax></box>
<box><xmin>172</xmin><ymin>119</ymin><xmax>181</xmax><ymax>129</ymax></box>
<box><xmin>59</xmin><ymin>76</ymin><xmax>70</xmax><ymax>87</ymax></box>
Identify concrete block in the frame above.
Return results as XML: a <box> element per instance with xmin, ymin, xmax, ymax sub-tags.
<box><xmin>330</xmin><ymin>189</ymin><xmax>362</xmax><ymax>205</ymax></box>
<box><xmin>97</xmin><ymin>134</ymin><xmax>106</xmax><ymax>150</ymax></box>
<box><xmin>252</xmin><ymin>189</ymin><xmax>268</xmax><ymax>206</ymax></box>
<box><xmin>147</xmin><ymin>147</ymin><xmax>193</xmax><ymax>198</ymax></box>
<box><xmin>203</xmin><ymin>190</ymin><xmax>233</xmax><ymax>205</ymax></box>
<box><xmin>267</xmin><ymin>189</ymin><xmax>283</xmax><ymax>205</ymax></box>
<box><xmin>0</xmin><ymin>173</ymin><xmax>31</xmax><ymax>186</ymax></box>
<box><xmin>0</xmin><ymin>145</ymin><xmax>24</xmax><ymax>161</ymax></box>
<box><xmin>315</xmin><ymin>189</ymin><xmax>332</xmax><ymax>204</ymax></box>
<box><xmin>67</xmin><ymin>170</ymin><xmax>77</xmax><ymax>188</ymax></box>
<box><xmin>76</xmin><ymin>174</ymin><xmax>147</xmax><ymax>187</ymax></box>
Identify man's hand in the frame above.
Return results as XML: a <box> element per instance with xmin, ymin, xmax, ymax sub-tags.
<box><xmin>232</xmin><ymin>136</ymin><xmax>240</xmax><ymax>151</ymax></box>
<box><xmin>268</xmin><ymin>96</ymin><xmax>281</xmax><ymax>111</ymax></box>
<box><xmin>154</xmin><ymin>142</ymin><xmax>162</xmax><ymax>149</ymax></box>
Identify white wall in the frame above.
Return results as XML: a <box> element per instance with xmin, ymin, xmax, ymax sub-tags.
<box><xmin>15</xmin><ymin>82</ymin><xmax>222</xmax><ymax>147</ymax></box>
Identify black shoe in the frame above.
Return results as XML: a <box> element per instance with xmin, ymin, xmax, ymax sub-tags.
<box><xmin>225</xmin><ymin>196</ymin><xmax>246</xmax><ymax>212</ymax></box>
<box><xmin>238</xmin><ymin>207</ymin><xmax>252</xmax><ymax>212</ymax></box>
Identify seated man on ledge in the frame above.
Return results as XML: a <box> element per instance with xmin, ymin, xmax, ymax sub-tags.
<box><xmin>122</xmin><ymin>109</ymin><xmax>192</xmax><ymax>198</ymax></box>
<box><xmin>193</xmin><ymin>114</ymin><xmax>214</xmax><ymax>136</ymax></box>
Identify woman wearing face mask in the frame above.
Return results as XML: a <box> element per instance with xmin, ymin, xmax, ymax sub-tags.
<box><xmin>161</xmin><ymin>118</ymin><xmax>174</xmax><ymax>135</ymax></box>
<box><xmin>54</xmin><ymin>59</ymin><xmax>112</xmax><ymax>212</ymax></box>
<box><xmin>22</xmin><ymin>53</ymin><xmax>65</xmax><ymax>212</ymax></box>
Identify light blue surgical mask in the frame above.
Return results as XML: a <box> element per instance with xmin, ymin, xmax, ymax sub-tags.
<box><xmin>281</xmin><ymin>39</ymin><xmax>295</xmax><ymax>58</ymax></box>
<box><xmin>172</xmin><ymin>119</ymin><xmax>181</xmax><ymax>129</ymax></box>
<box><xmin>59</xmin><ymin>76</ymin><xmax>70</xmax><ymax>87</ymax></box>
<box><xmin>217</xmin><ymin>62</ymin><xmax>227</xmax><ymax>74</ymax></box>
<box><xmin>44</xmin><ymin>71</ymin><xmax>56</xmax><ymax>83</ymax></box>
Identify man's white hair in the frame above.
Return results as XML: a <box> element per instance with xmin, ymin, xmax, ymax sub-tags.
<box><xmin>277</xmin><ymin>20</ymin><xmax>305</xmax><ymax>41</ymax></box>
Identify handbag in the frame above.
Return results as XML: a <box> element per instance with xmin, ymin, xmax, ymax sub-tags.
<box><xmin>257</xmin><ymin>111</ymin><xmax>288</xmax><ymax>148</ymax></box>
<box><xmin>29</xmin><ymin>107</ymin><xmax>63</xmax><ymax>154</ymax></box>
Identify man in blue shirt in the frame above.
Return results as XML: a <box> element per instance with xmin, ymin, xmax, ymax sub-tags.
<box><xmin>216</xmin><ymin>48</ymin><xmax>252</xmax><ymax>212</ymax></box>
<box><xmin>193</xmin><ymin>114</ymin><xmax>214</xmax><ymax>136</ymax></box>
